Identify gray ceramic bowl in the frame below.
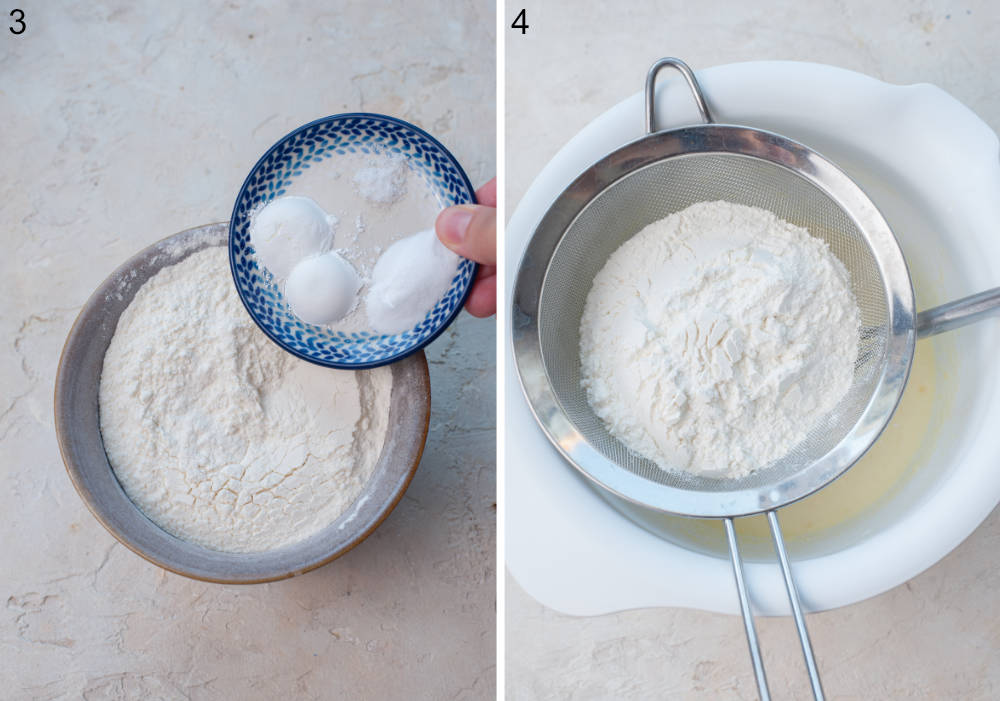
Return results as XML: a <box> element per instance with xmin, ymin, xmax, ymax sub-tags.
<box><xmin>54</xmin><ymin>223</ymin><xmax>430</xmax><ymax>583</ymax></box>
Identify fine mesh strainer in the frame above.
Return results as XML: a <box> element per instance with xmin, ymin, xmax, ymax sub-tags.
<box><xmin>511</xmin><ymin>58</ymin><xmax>1000</xmax><ymax>700</ymax></box>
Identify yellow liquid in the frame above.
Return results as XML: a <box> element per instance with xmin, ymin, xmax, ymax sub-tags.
<box><xmin>734</xmin><ymin>340</ymin><xmax>937</xmax><ymax>544</ymax></box>
<box><xmin>620</xmin><ymin>337</ymin><xmax>942</xmax><ymax>560</ymax></box>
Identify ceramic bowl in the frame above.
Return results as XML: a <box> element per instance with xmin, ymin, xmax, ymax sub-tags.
<box><xmin>229</xmin><ymin>113</ymin><xmax>477</xmax><ymax>369</ymax></box>
<box><xmin>506</xmin><ymin>61</ymin><xmax>1000</xmax><ymax>616</ymax></box>
<box><xmin>54</xmin><ymin>223</ymin><xmax>431</xmax><ymax>583</ymax></box>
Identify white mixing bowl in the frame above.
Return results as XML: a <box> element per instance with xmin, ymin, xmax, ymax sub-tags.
<box><xmin>505</xmin><ymin>61</ymin><xmax>1000</xmax><ymax>616</ymax></box>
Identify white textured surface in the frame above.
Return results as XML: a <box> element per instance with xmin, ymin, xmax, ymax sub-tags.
<box><xmin>1</xmin><ymin>1</ymin><xmax>495</xmax><ymax>698</ymax></box>
<box><xmin>507</xmin><ymin>0</ymin><xmax>1000</xmax><ymax>698</ymax></box>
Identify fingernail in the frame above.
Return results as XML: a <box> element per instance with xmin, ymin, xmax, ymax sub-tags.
<box><xmin>437</xmin><ymin>206</ymin><xmax>476</xmax><ymax>246</ymax></box>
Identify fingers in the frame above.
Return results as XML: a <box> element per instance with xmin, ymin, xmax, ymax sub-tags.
<box><xmin>437</xmin><ymin>177</ymin><xmax>498</xmax><ymax>317</ymax></box>
<box><xmin>436</xmin><ymin>203</ymin><xmax>497</xmax><ymax>266</ymax></box>
<box><xmin>464</xmin><ymin>265</ymin><xmax>497</xmax><ymax>318</ymax></box>
<box><xmin>475</xmin><ymin>177</ymin><xmax>497</xmax><ymax>208</ymax></box>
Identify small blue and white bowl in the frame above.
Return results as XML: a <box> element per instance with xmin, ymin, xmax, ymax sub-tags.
<box><xmin>229</xmin><ymin>113</ymin><xmax>477</xmax><ymax>368</ymax></box>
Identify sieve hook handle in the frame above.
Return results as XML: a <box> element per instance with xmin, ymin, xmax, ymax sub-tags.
<box><xmin>725</xmin><ymin>513</ymin><xmax>826</xmax><ymax>701</ymax></box>
<box><xmin>645</xmin><ymin>57</ymin><xmax>714</xmax><ymax>134</ymax></box>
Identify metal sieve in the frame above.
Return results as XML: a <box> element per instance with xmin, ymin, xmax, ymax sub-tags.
<box><xmin>512</xmin><ymin>58</ymin><xmax>1000</xmax><ymax>700</ymax></box>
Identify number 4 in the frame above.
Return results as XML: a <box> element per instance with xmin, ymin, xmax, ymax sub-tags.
<box><xmin>511</xmin><ymin>8</ymin><xmax>528</xmax><ymax>34</ymax></box>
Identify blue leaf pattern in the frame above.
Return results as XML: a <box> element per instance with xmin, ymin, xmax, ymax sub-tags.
<box><xmin>229</xmin><ymin>114</ymin><xmax>477</xmax><ymax>369</ymax></box>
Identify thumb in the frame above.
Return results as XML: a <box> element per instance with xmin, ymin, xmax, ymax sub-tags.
<box><xmin>436</xmin><ymin>204</ymin><xmax>497</xmax><ymax>266</ymax></box>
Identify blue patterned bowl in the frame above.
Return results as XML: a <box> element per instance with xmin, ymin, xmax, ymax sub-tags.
<box><xmin>229</xmin><ymin>113</ymin><xmax>477</xmax><ymax>368</ymax></box>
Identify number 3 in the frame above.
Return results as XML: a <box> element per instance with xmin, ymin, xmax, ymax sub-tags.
<box><xmin>9</xmin><ymin>8</ymin><xmax>26</xmax><ymax>35</ymax></box>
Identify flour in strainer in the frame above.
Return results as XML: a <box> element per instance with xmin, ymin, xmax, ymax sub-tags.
<box><xmin>579</xmin><ymin>201</ymin><xmax>860</xmax><ymax>478</ymax></box>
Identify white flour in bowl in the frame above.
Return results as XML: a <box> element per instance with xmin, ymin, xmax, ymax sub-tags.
<box><xmin>579</xmin><ymin>201</ymin><xmax>860</xmax><ymax>478</ymax></box>
<box><xmin>99</xmin><ymin>246</ymin><xmax>392</xmax><ymax>553</ymax></box>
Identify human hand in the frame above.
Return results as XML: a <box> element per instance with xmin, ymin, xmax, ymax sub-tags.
<box><xmin>435</xmin><ymin>177</ymin><xmax>497</xmax><ymax>318</ymax></box>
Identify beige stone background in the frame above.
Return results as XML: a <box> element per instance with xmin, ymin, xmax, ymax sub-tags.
<box><xmin>1</xmin><ymin>2</ymin><xmax>495</xmax><ymax>699</ymax></box>
<box><xmin>505</xmin><ymin>1</ymin><xmax>1000</xmax><ymax>699</ymax></box>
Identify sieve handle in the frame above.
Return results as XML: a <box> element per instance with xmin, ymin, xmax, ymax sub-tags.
<box><xmin>725</xmin><ymin>514</ymin><xmax>826</xmax><ymax>701</ymax></box>
<box><xmin>724</xmin><ymin>517</ymin><xmax>771</xmax><ymax>701</ymax></box>
<box><xmin>915</xmin><ymin>286</ymin><xmax>1000</xmax><ymax>338</ymax></box>
<box><xmin>768</xmin><ymin>510</ymin><xmax>826</xmax><ymax>701</ymax></box>
<box><xmin>645</xmin><ymin>57</ymin><xmax>714</xmax><ymax>134</ymax></box>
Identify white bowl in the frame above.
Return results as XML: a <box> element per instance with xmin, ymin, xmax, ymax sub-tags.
<box><xmin>505</xmin><ymin>61</ymin><xmax>1000</xmax><ymax>615</ymax></box>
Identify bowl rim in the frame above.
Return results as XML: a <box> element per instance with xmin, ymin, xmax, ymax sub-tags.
<box><xmin>228</xmin><ymin>111</ymin><xmax>478</xmax><ymax>370</ymax></box>
<box><xmin>54</xmin><ymin>223</ymin><xmax>432</xmax><ymax>584</ymax></box>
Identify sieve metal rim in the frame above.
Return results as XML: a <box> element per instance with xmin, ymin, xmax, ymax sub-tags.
<box><xmin>511</xmin><ymin>122</ymin><xmax>916</xmax><ymax>519</ymax></box>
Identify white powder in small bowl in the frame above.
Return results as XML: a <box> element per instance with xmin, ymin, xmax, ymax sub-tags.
<box><xmin>99</xmin><ymin>247</ymin><xmax>392</xmax><ymax>553</ymax></box>
<box><xmin>285</xmin><ymin>251</ymin><xmax>361</xmax><ymax>325</ymax></box>
<box><xmin>247</xmin><ymin>160</ymin><xmax>461</xmax><ymax>337</ymax></box>
<box><xmin>352</xmin><ymin>154</ymin><xmax>408</xmax><ymax>205</ymax></box>
<box><xmin>365</xmin><ymin>228</ymin><xmax>460</xmax><ymax>334</ymax></box>
<box><xmin>249</xmin><ymin>195</ymin><xmax>336</xmax><ymax>279</ymax></box>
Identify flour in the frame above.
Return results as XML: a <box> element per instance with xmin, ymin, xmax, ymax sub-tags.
<box><xmin>579</xmin><ymin>201</ymin><xmax>860</xmax><ymax>478</ymax></box>
<box><xmin>99</xmin><ymin>247</ymin><xmax>392</xmax><ymax>553</ymax></box>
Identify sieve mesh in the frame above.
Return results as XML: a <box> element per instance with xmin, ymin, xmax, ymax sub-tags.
<box><xmin>537</xmin><ymin>153</ymin><xmax>889</xmax><ymax>494</ymax></box>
